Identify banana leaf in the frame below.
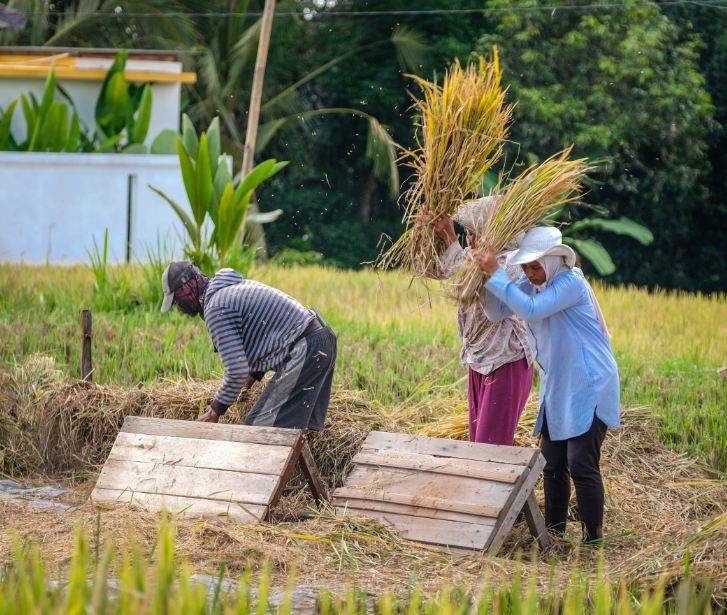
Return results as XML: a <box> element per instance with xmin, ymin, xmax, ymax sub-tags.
<box><xmin>129</xmin><ymin>84</ymin><xmax>152</xmax><ymax>145</ymax></box>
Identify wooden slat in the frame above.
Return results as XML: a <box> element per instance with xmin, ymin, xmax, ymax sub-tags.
<box><xmin>485</xmin><ymin>453</ymin><xmax>547</xmax><ymax>553</ymax></box>
<box><xmin>299</xmin><ymin>438</ymin><xmax>327</xmax><ymax>504</ymax></box>
<box><xmin>337</xmin><ymin>508</ymin><xmax>496</xmax><ymax>550</ymax></box>
<box><xmin>332</xmin><ymin>497</ymin><xmax>491</xmax><ymax>525</ymax></box>
<box><xmin>91</xmin><ymin>488</ymin><xmax>266</xmax><ymax>522</ymax></box>
<box><xmin>343</xmin><ymin>465</ymin><xmax>514</xmax><ymax>509</ymax></box>
<box><xmin>333</xmin><ymin>487</ymin><xmax>502</xmax><ymax>519</ymax></box>
<box><xmin>523</xmin><ymin>492</ymin><xmax>551</xmax><ymax>550</ymax></box>
<box><xmin>108</xmin><ymin>432</ymin><xmax>291</xmax><ymax>475</ymax></box>
<box><xmin>265</xmin><ymin>435</ymin><xmax>303</xmax><ymax>520</ymax></box>
<box><xmin>362</xmin><ymin>431</ymin><xmax>537</xmax><ymax>466</ymax></box>
<box><xmin>94</xmin><ymin>459</ymin><xmax>278</xmax><ymax>505</ymax></box>
<box><xmin>121</xmin><ymin>416</ymin><xmax>300</xmax><ymax>447</ymax></box>
<box><xmin>352</xmin><ymin>450</ymin><xmax>522</xmax><ymax>484</ymax></box>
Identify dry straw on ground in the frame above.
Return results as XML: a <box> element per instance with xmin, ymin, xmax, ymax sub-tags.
<box><xmin>1</xmin><ymin>369</ymin><xmax>726</xmax><ymax>604</ymax></box>
<box><xmin>378</xmin><ymin>51</ymin><xmax>512</xmax><ymax>276</ymax></box>
<box><xmin>451</xmin><ymin>149</ymin><xmax>591</xmax><ymax>304</ymax></box>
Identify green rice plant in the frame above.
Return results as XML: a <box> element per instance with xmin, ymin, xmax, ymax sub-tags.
<box><xmin>0</xmin><ymin>519</ymin><xmax>720</xmax><ymax>613</ymax></box>
<box><xmin>86</xmin><ymin>228</ymin><xmax>134</xmax><ymax>312</ymax></box>
<box><xmin>378</xmin><ymin>50</ymin><xmax>513</xmax><ymax>276</ymax></box>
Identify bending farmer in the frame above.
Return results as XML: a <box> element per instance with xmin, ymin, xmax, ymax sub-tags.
<box><xmin>160</xmin><ymin>262</ymin><xmax>337</xmax><ymax>429</ymax></box>
<box><xmin>471</xmin><ymin>227</ymin><xmax>620</xmax><ymax>543</ymax></box>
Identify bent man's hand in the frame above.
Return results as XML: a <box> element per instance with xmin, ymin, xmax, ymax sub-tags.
<box><xmin>197</xmin><ymin>406</ymin><xmax>220</xmax><ymax>423</ymax></box>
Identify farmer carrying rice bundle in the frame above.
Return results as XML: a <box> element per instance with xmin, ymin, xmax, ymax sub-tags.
<box><xmin>471</xmin><ymin>227</ymin><xmax>620</xmax><ymax>543</ymax></box>
<box><xmin>160</xmin><ymin>261</ymin><xmax>337</xmax><ymax>429</ymax></box>
<box><xmin>422</xmin><ymin>196</ymin><xmax>534</xmax><ymax>446</ymax></box>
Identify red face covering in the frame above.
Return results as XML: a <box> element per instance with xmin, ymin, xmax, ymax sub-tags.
<box><xmin>173</xmin><ymin>276</ymin><xmax>206</xmax><ymax>316</ymax></box>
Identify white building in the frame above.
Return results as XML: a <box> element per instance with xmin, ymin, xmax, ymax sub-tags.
<box><xmin>0</xmin><ymin>48</ymin><xmax>197</xmax><ymax>263</ymax></box>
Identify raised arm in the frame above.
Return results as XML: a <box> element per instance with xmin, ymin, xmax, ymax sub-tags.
<box><xmin>421</xmin><ymin>214</ymin><xmax>465</xmax><ymax>280</ymax></box>
<box><xmin>485</xmin><ymin>268</ymin><xmax>582</xmax><ymax>321</ymax></box>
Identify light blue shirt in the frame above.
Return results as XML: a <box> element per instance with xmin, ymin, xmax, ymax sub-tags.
<box><xmin>484</xmin><ymin>268</ymin><xmax>620</xmax><ymax>441</ymax></box>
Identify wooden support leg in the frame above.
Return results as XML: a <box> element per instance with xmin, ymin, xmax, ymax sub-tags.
<box><xmin>523</xmin><ymin>492</ymin><xmax>551</xmax><ymax>550</ymax></box>
<box><xmin>299</xmin><ymin>437</ymin><xmax>327</xmax><ymax>506</ymax></box>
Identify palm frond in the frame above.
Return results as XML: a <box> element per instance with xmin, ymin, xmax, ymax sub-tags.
<box><xmin>391</xmin><ymin>25</ymin><xmax>427</xmax><ymax>72</ymax></box>
<box><xmin>366</xmin><ymin>117</ymin><xmax>399</xmax><ymax>199</ymax></box>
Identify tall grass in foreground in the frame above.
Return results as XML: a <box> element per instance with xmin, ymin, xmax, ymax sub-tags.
<box><xmin>0</xmin><ymin>518</ymin><xmax>716</xmax><ymax>614</ymax></box>
<box><xmin>0</xmin><ymin>263</ymin><xmax>725</xmax><ymax>471</ymax></box>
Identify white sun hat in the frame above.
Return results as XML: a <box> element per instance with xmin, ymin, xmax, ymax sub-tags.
<box><xmin>505</xmin><ymin>226</ymin><xmax>576</xmax><ymax>267</ymax></box>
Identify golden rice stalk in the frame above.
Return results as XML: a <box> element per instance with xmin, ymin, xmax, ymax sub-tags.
<box><xmin>377</xmin><ymin>50</ymin><xmax>513</xmax><ymax>275</ymax></box>
<box><xmin>451</xmin><ymin>148</ymin><xmax>592</xmax><ymax>304</ymax></box>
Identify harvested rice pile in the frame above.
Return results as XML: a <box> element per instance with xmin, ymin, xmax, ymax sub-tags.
<box><xmin>1</xmin><ymin>366</ymin><xmax>726</xmax><ymax>604</ymax></box>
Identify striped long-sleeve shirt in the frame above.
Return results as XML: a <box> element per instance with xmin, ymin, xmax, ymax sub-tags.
<box><xmin>203</xmin><ymin>269</ymin><xmax>314</xmax><ymax>412</ymax></box>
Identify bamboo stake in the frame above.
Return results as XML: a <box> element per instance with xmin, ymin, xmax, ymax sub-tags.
<box><xmin>80</xmin><ymin>309</ymin><xmax>92</xmax><ymax>382</ymax></box>
<box><xmin>239</xmin><ymin>0</ymin><xmax>276</xmax><ymax>255</ymax></box>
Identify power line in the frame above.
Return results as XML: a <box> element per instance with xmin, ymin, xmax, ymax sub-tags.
<box><xmin>12</xmin><ymin>1</ymin><xmax>727</xmax><ymax>19</ymax></box>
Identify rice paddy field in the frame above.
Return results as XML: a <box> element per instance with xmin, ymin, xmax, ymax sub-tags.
<box><xmin>1</xmin><ymin>262</ymin><xmax>726</xmax><ymax>613</ymax></box>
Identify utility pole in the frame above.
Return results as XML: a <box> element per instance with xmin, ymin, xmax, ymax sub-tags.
<box><xmin>240</xmin><ymin>0</ymin><xmax>276</xmax><ymax>255</ymax></box>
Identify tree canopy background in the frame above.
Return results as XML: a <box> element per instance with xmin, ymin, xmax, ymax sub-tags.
<box><xmin>1</xmin><ymin>0</ymin><xmax>724</xmax><ymax>291</ymax></box>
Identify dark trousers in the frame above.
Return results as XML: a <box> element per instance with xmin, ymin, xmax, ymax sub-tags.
<box><xmin>245</xmin><ymin>325</ymin><xmax>337</xmax><ymax>431</ymax></box>
<box><xmin>540</xmin><ymin>414</ymin><xmax>608</xmax><ymax>542</ymax></box>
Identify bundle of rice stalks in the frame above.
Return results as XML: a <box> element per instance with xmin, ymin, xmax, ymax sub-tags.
<box><xmin>378</xmin><ymin>50</ymin><xmax>513</xmax><ymax>275</ymax></box>
<box><xmin>451</xmin><ymin>148</ymin><xmax>591</xmax><ymax>304</ymax></box>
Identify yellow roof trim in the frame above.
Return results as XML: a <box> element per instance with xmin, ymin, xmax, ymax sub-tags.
<box><xmin>0</xmin><ymin>64</ymin><xmax>197</xmax><ymax>84</ymax></box>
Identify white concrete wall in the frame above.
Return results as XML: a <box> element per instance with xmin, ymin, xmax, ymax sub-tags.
<box><xmin>0</xmin><ymin>78</ymin><xmax>181</xmax><ymax>146</ymax></box>
<box><xmin>0</xmin><ymin>152</ymin><xmax>189</xmax><ymax>263</ymax></box>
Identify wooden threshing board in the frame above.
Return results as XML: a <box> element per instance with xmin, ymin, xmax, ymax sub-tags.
<box><xmin>332</xmin><ymin>431</ymin><xmax>550</xmax><ymax>553</ymax></box>
<box><xmin>91</xmin><ymin>416</ymin><xmax>325</xmax><ymax>522</ymax></box>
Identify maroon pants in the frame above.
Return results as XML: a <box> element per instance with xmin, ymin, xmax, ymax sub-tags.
<box><xmin>468</xmin><ymin>358</ymin><xmax>534</xmax><ymax>445</ymax></box>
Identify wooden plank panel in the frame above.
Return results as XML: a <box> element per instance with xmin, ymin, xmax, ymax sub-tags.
<box><xmin>337</xmin><ymin>507</ymin><xmax>495</xmax><ymax>550</ymax></box>
<box><xmin>91</xmin><ymin>488</ymin><xmax>266</xmax><ymax>522</ymax></box>
<box><xmin>333</xmin><ymin>487</ymin><xmax>502</xmax><ymax>518</ymax></box>
<box><xmin>94</xmin><ymin>459</ymin><xmax>278</xmax><ymax>505</ymax></box>
<box><xmin>332</xmin><ymin>496</ymin><xmax>492</xmax><ymax>525</ymax></box>
<box><xmin>108</xmin><ymin>432</ymin><xmax>291</xmax><ymax>475</ymax></box>
<box><xmin>121</xmin><ymin>417</ymin><xmax>300</xmax><ymax>447</ymax></box>
<box><xmin>362</xmin><ymin>431</ymin><xmax>537</xmax><ymax>466</ymax></box>
<box><xmin>352</xmin><ymin>450</ymin><xmax>522</xmax><ymax>484</ymax></box>
<box><xmin>343</xmin><ymin>465</ymin><xmax>513</xmax><ymax>509</ymax></box>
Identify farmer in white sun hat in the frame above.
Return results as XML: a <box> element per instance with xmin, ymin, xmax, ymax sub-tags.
<box><xmin>471</xmin><ymin>226</ymin><xmax>620</xmax><ymax>543</ymax></box>
<box><xmin>423</xmin><ymin>196</ymin><xmax>535</xmax><ymax>447</ymax></box>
